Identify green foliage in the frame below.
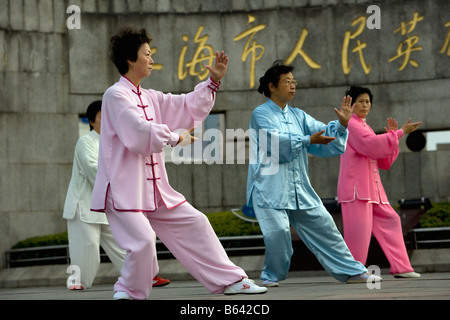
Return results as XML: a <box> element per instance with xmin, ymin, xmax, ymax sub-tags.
<box><xmin>418</xmin><ymin>202</ymin><xmax>450</xmax><ymax>228</ymax></box>
<box><xmin>205</xmin><ymin>211</ymin><xmax>261</xmax><ymax>237</ymax></box>
<box><xmin>11</xmin><ymin>203</ymin><xmax>450</xmax><ymax>249</ymax></box>
<box><xmin>12</xmin><ymin>211</ymin><xmax>261</xmax><ymax>249</ymax></box>
<box><xmin>12</xmin><ymin>232</ymin><xmax>68</xmax><ymax>249</ymax></box>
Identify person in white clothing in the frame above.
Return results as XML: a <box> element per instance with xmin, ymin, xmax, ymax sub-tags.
<box><xmin>63</xmin><ymin>101</ymin><xmax>170</xmax><ymax>289</ymax></box>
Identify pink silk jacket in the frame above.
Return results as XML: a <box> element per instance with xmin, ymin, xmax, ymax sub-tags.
<box><xmin>91</xmin><ymin>76</ymin><xmax>220</xmax><ymax>212</ymax></box>
<box><xmin>337</xmin><ymin>114</ymin><xmax>404</xmax><ymax>204</ymax></box>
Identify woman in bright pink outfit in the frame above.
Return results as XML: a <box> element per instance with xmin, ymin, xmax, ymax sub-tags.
<box><xmin>337</xmin><ymin>86</ymin><xmax>422</xmax><ymax>278</ymax></box>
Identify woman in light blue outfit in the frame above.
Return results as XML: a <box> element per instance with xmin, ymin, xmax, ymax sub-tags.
<box><xmin>247</xmin><ymin>61</ymin><xmax>376</xmax><ymax>286</ymax></box>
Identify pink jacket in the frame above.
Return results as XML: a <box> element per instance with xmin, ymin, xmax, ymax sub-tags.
<box><xmin>91</xmin><ymin>76</ymin><xmax>219</xmax><ymax>212</ymax></box>
<box><xmin>337</xmin><ymin>114</ymin><xmax>403</xmax><ymax>204</ymax></box>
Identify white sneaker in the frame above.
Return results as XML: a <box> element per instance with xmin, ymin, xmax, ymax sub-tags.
<box><xmin>113</xmin><ymin>291</ymin><xmax>132</xmax><ymax>300</ymax></box>
<box><xmin>346</xmin><ymin>272</ymin><xmax>382</xmax><ymax>284</ymax></box>
<box><xmin>263</xmin><ymin>280</ymin><xmax>279</xmax><ymax>287</ymax></box>
<box><xmin>393</xmin><ymin>272</ymin><xmax>421</xmax><ymax>278</ymax></box>
<box><xmin>224</xmin><ymin>278</ymin><xmax>268</xmax><ymax>295</ymax></box>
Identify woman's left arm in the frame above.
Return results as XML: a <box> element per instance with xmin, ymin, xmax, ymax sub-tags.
<box><xmin>306</xmin><ymin>95</ymin><xmax>353</xmax><ymax>157</ymax></box>
<box><xmin>349</xmin><ymin>119</ymin><xmax>402</xmax><ymax>161</ymax></box>
<box><xmin>306</xmin><ymin>116</ymin><xmax>349</xmax><ymax>158</ymax></box>
<box><xmin>158</xmin><ymin>51</ymin><xmax>228</xmax><ymax>131</ymax></box>
<box><xmin>377</xmin><ymin>117</ymin><xmax>401</xmax><ymax>169</ymax></box>
<box><xmin>377</xmin><ymin>117</ymin><xmax>421</xmax><ymax>169</ymax></box>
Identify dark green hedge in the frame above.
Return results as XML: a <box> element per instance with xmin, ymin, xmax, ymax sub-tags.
<box><xmin>11</xmin><ymin>203</ymin><xmax>450</xmax><ymax>249</ymax></box>
<box><xmin>12</xmin><ymin>211</ymin><xmax>261</xmax><ymax>249</ymax></box>
<box><xmin>12</xmin><ymin>232</ymin><xmax>69</xmax><ymax>249</ymax></box>
<box><xmin>417</xmin><ymin>202</ymin><xmax>450</xmax><ymax>228</ymax></box>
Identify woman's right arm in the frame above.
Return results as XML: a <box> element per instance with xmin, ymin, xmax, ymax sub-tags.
<box><xmin>250</xmin><ymin>107</ymin><xmax>310</xmax><ymax>164</ymax></box>
<box><xmin>105</xmin><ymin>89</ymin><xmax>179</xmax><ymax>156</ymax></box>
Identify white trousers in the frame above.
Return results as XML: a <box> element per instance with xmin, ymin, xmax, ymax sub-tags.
<box><xmin>66</xmin><ymin>207</ymin><xmax>125</xmax><ymax>288</ymax></box>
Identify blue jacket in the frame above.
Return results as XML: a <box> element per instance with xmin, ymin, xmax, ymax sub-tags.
<box><xmin>246</xmin><ymin>99</ymin><xmax>348</xmax><ymax>210</ymax></box>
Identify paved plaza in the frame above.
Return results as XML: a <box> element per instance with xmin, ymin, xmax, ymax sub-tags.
<box><xmin>0</xmin><ymin>258</ymin><xmax>448</xmax><ymax>318</ymax></box>
<box><xmin>1</xmin><ymin>271</ymin><xmax>449</xmax><ymax>301</ymax></box>
<box><xmin>0</xmin><ymin>271</ymin><xmax>448</xmax><ymax>318</ymax></box>
<box><xmin>0</xmin><ymin>250</ymin><xmax>448</xmax><ymax>320</ymax></box>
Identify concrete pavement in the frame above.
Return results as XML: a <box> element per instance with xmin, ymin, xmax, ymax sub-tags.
<box><xmin>0</xmin><ymin>251</ymin><xmax>449</xmax><ymax>318</ymax></box>
<box><xmin>0</xmin><ymin>249</ymin><xmax>449</xmax><ymax>302</ymax></box>
<box><xmin>0</xmin><ymin>271</ymin><xmax>449</xmax><ymax>301</ymax></box>
<box><xmin>0</xmin><ymin>271</ymin><xmax>449</xmax><ymax>319</ymax></box>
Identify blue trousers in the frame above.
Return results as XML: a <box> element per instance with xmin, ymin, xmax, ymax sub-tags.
<box><xmin>253</xmin><ymin>195</ymin><xmax>367</xmax><ymax>282</ymax></box>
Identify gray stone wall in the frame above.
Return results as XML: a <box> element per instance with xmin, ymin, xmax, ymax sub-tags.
<box><xmin>0</xmin><ymin>0</ymin><xmax>74</xmax><ymax>268</ymax></box>
<box><xmin>0</xmin><ymin>0</ymin><xmax>449</xmax><ymax>268</ymax></box>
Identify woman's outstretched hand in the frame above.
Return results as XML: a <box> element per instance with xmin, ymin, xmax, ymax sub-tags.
<box><xmin>401</xmin><ymin>118</ymin><xmax>422</xmax><ymax>134</ymax></box>
<box><xmin>310</xmin><ymin>130</ymin><xmax>336</xmax><ymax>145</ymax></box>
<box><xmin>334</xmin><ymin>95</ymin><xmax>354</xmax><ymax>127</ymax></box>
<box><xmin>384</xmin><ymin>117</ymin><xmax>421</xmax><ymax>134</ymax></box>
<box><xmin>205</xmin><ymin>51</ymin><xmax>229</xmax><ymax>83</ymax></box>
<box><xmin>178</xmin><ymin>127</ymin><xmax>198</xmax><ymax>146</ymax></box>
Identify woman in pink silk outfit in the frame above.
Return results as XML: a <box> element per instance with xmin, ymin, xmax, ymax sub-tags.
<box><xmin>91</xmin><ymin>26</ymin><xmax>266</xmax><ymax>299</ymax></box>
<box><xmin>337</xmin><ymin>86</ymin><xmax>422</xmax><ymax>278</ymax></box>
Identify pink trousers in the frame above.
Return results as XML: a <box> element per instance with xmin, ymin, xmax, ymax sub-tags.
<box><xmin>105</xmin><ymin>191</ymin><xmax>247</xmax><ymax>300</ymax></box>
<box><xmin>341</xmin><ymin>199</ymin><xmax>414</xmax><ymax>274</ymax></box>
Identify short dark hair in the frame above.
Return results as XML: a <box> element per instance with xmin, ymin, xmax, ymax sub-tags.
<box><xmin>85</xmin><ymin>100</ymin><xmax>102</xmax><ymax>131</ymax></box>
<box><xmin>345</xmin><ymin>86</ymin><xmax>373</xmax><ymax>105</ymax></box>
<box><xmin>110</xmin><ymin>26</ymin><xmax>152</xmax><ymax>75</ymax></box>
<box><xmin>257</xmin><ymin>60</ymin><xmax>294</xmax><ymax>97</ymax></box>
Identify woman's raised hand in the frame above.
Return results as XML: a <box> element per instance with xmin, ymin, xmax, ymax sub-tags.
<box><xmin>334</xmin><ymin>95</ymin><xmax>354</xmax><ymax>127</ymax></box>
<box><xmin>205</xmin><ymin>51</ymin><xmax>229</xmax><ymax>83</ymax></box>
<box><xmin>384</xmin><ymin>117</ymin><xmax>398</xmax><ymax>132</ymax></box>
